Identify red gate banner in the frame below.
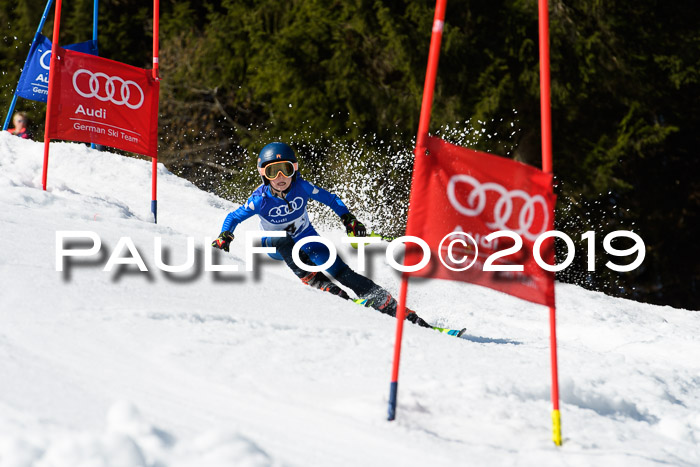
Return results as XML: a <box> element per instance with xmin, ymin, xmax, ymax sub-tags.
<box><xmin>404</xmin><ymin>136</ymin><xmax>556</xmax><ymax>307</ymax></box>
<box><xmin>47</xmin><ymin>47</ymin><xmax>159</xmax><ymax>157</ymax></box>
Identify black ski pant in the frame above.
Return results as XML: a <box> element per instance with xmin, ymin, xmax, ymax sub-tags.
<box><xmin>264</xmin><ymin>235</ymin><xmax>391</xmax><ymax>312</ymax></box>
<box><xmin>264</xmin><ymin>234</ymin><xmax>431</xmax><ymax>327</ymax></box>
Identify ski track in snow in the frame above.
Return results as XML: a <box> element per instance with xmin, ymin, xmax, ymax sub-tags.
<box><xmin>0</xmin><ymin>134</ymin><xmax>699</xmax><ymax>466</ymax></box>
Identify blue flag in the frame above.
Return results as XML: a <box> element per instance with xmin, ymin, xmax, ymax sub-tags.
<box><xmin>15</xmin><ymin>34</ymin><xmax>98</xmax><ymax>103</ymax></box>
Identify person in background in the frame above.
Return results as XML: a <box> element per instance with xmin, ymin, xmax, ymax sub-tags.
<box><xmin>7</xmin><ymin>112</ymin><xmax>31</xmax><ymax>139</ymax></box>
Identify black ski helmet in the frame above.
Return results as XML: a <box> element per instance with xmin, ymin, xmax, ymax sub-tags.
<box><xmin>257</xmin><ymin>142</ymin><xmax>298</xmax><ymax>184</ymax></box>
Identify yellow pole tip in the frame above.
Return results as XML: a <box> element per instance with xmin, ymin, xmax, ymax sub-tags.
<box><xmin>551</xmin><ymin>409</ymin><xmax>562</xmax><ymax>446</ymax></box>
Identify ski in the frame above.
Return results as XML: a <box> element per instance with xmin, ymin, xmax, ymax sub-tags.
<box><xmin>347</xmin><ymin>231</ymin><xmax>395</xmax><ymax>249</ymax></box>
<box><xmin>431</xmin><ymin>326</ymin><xmax>467</xmax><ymax>337</ymax></box>
<box><xmin>353</xmin><ymin>299</ymin><xmax>465</xmax><ymax>337</ymax></box>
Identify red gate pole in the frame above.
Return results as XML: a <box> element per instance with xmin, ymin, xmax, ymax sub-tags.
<box><xmin>388</xmin><ymin>0</ymin><xmax>447</xmax><ymax>422</ymax></box>
<box><xmin>387</xmin><ymin>276</ymin><xmax>409</xmax><ymax>420</ymax></box>
<box><xmin>41</xmin><ymin>0</ymin><xmax>63</xmax><ymax>191</ymax></box>
<box><xmin>414</xmin><ymin>0</ymin><xmax>447</xmax><ymax>157</ymax></box>
<box><xmin>538</xmin><ymin>0</ymin><xmax>562</xmax><ymax>446</ymax></box>
<box><xmin>151</xmin><ymin>0</ymin><xmax>160</xmax><ymax>222</ymax></box>
<box><xmin>153</xmin><ymin>0</ymin><xmax>159</xmax><ymax>81</ymax></box>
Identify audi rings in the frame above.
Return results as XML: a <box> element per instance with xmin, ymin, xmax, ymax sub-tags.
<box><xmin>447</xmin><ymin>174</ymin><xmax>550</xmax><ymax>242</ymax></box>
<box><xmin>268</xmin><ymin>197</ymin><xmax>304</xmax><ymax>218</ymax></box>
<box><xmin>40</xmin><ymin>50</ymin><xmax>52</xmax><ymax>70</ymax></box>
<box><xmin>72</xmin><ymin>69</ymin><xmax>145</xmax><ymax>109</ymax></box>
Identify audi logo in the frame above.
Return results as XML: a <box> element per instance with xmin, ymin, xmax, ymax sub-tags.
<box><xmin>447</xmin><ymin>174</ymin><xmax>549</xmax><ymax>241</ymax></box>
<box><xmin>72</xmin><ymin>69</ymin><xmax>144</xmax><ymax>109</ymax></box>
<box><xmin>40</xmin><ymin>50</ymin><xmax>52</xmax><ymax>70</ymax></box>
<box><xmin>268</xmin><ymin>197</ymin><xmax>304</xmax><ymax>218</ymax></box>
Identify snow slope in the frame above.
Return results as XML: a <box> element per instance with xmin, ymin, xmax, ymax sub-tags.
<box><xmin>0</xmin><ymin>133</ymin><xmax>698</xmax><ymax>466</ymax></box>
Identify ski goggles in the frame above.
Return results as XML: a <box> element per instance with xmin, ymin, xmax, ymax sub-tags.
<box><xmin>259</xmin><ymin>161</ymin><xmax>298</xmax><ymax>180</ymax></box>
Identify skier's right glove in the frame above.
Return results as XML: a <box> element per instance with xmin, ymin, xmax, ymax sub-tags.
<box><xmin>212</xmin><ymin>231</ymin><xmax>234</xmax><ymax>252</ymax></box>
<box><xmin>340</xmin><ymin>213</ymin><xmax>367</xmax><ymax>237</ymax></box>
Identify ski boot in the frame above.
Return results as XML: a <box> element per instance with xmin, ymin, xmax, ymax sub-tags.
<box><xmin>301</xmin><ymin>272</ymin><xmax>350</xmax><ymax>299</ymax></box>
<box><xmin>356</xmin><ymin>289</ymin><xmax>432</xmax><ymax>328</ymax></box>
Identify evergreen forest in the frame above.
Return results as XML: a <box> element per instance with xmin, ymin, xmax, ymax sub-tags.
<box><xmin>1</xmin><ymin>0</ymin><xmax>698</xmax><ymax>309</ymax></box>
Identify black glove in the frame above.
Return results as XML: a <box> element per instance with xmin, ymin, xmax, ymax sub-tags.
<box><xmin>340</xmin><ymin>213</ymin><xmax>367</xmax><ymax>237</ymax></box>
<box><xmin>212</xmin><ymin>231</ymin><xmax>234</xmax><ymax>252</ymax></box>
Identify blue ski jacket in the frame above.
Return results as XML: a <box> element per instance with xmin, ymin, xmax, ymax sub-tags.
<box><xmin>220</xmin><ymin>176</ymin><xmax>349</xmax><ymax>239</ymax></box>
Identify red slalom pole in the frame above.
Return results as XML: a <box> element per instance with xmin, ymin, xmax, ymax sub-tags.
<box><xmin>387</xmin><ymin>277</ymin><xmax>409</xmax><ymax>420</ymax></box>
<box><xmin>415</xmin><ymin>0</ymin><xmax>447</xmax><ymax>157</ymax></box>
<box><xmin>41</xmin><ymin>0</ymin><xmax>63</xmax><ymax>191</ymax></box>
<box><xmin>388</xmin><ymin>0</ymin><xmax>447</xmax><ymax>422</ymax></box>
<box><xmin>538</xmin><ymin>0</ymin><xmax>562</xmax><ymax>446</ymax></box>
<box><xmin>153</xmin><ymin>0</ymin><xmax>160</xmax><ymax>81</ymax></box>
<box><xmin>539</xmin><ymin>0</ymin><xmax>553</xmax><ymax>176</ymax></box>
<box><xmin>150</xmin><ymin>0</ymin><xmax>160</xmax><ymax>223</ymax></box>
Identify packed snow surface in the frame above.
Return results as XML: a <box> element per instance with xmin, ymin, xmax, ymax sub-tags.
<box><xmin>0</xmin><ymin>134</ymin><xmax>698</xmax><ymax>466</ymax></box>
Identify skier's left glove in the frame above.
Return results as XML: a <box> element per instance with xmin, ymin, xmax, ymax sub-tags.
<box><xmin>212</xmin><ymin>231</ymin><xmax>234</xmax><ymax>252</ymax></box>
<box><xmin>340</xmin><ymin>213</ymin><xmax>367</xmax><ymax>237</ymax></box>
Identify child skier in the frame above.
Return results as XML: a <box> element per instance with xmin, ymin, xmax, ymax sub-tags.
<box><xmin>212</xmin><ymin>141</ymin><xmax>434</xmax><ymax>329</ymax></box>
